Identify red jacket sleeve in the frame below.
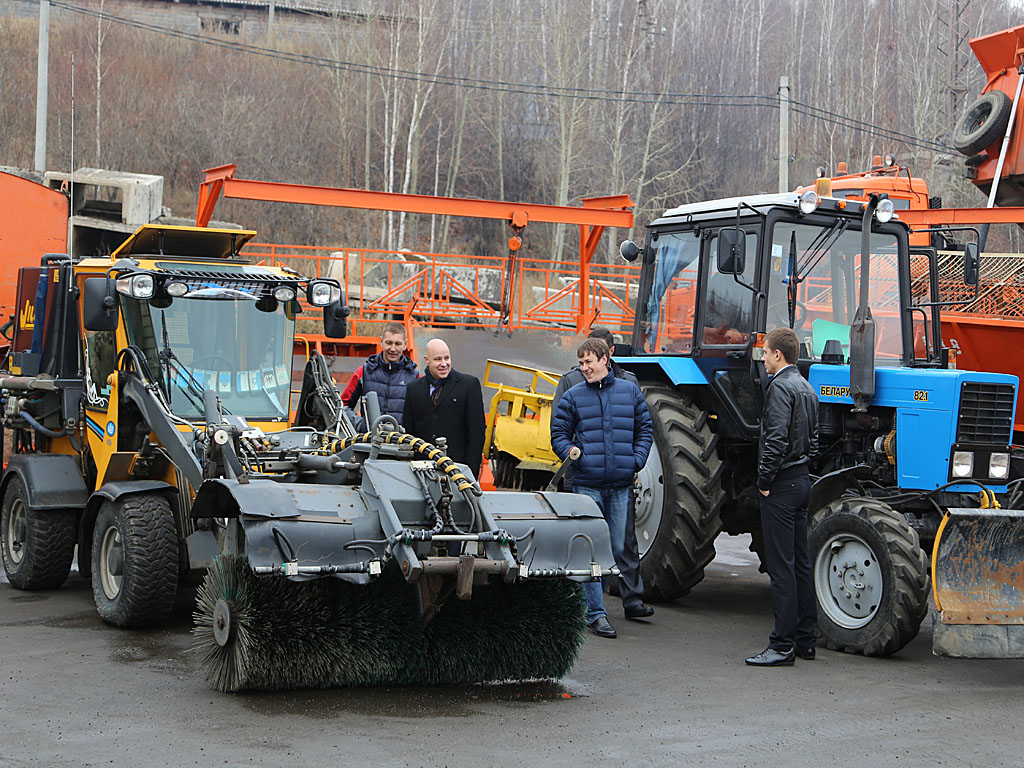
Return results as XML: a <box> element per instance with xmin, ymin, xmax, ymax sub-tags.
<box><xmin>341</xmin><ymin>365</ymin><xmax>364</xmax><ymax>407</ymax></box>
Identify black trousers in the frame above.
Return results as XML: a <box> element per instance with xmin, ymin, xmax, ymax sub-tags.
<box><xmin>760</xmin><ymin>468</ymin><xmax>817</xmax><ymax>651</ymax></box>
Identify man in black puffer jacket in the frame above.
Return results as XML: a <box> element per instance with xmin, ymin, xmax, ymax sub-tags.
<box><xmin>341</xmin><ymin>322</ymin><xmax>419</xmax><ymax>429</ymax></box>
<box><xmin>551</xmin><ymin>338</ymin><xmax>654</xmax><ymax>639</ymax></box>
<box><xmin>746</xmin><ymin>327</ymin><xmax>819</xmax><ymax>667</ymax></box>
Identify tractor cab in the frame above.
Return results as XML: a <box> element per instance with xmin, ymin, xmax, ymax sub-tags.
<box><xmin>621</xmin><ymin>191</ymin><xmax>966</xmax><ymax>437</ymax></box>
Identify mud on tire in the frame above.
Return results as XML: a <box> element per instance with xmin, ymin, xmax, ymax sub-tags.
<box><xmin>0</xmin><ymin>476</ymin><xmax>77</xmax><ymax>590</ymax></box>
<box><xmin>91</xmin><ymin>493</ymin><xmax>179</xmax><ymax>628</ymax></box>
<box><xmin>809</xmin><ymin>496</ymin><xmax>929</xmax><ymax>656</ymax></box>
<box><xmin>636</xmin><ymin>384</ymin><xmax>725</xmax><ymax>601</ymax></box>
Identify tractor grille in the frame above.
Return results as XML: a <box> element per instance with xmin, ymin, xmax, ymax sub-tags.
<box><xmin>956</xmin><ymin>382</ymin><xmax>1015</xmax><ymax>445</ymax></box>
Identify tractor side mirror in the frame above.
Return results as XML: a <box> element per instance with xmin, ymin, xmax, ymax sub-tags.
<box><xmin>82</xmin><ymin>277</ymin><xmax>120</xmax><ymax>332</ymax></box>
<box><xmin>619</xmin><ymin>240</ymin><xmax>641</xmax><ymax>262</ymax></box>
<box><xmin>963</xmin><ymin>242</ymin><xmax>980</xmax><ymax>286</ymax></box>
<box><xmin>717</xmin><ymin>228</ymin><xmax>746</xmax><ymax>275</ymax></box>
<box><xmin>323</xmin><ymin>296</ymin><xmax>350</xmax><ymax>339</ymax></box>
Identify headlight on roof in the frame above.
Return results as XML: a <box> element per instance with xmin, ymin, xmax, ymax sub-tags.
<box><xmin>989</xmin><ymin>452</ymin><xmax>1010</xmax><ymax>480</ymax></box>
<box><xmin>165</xmin><ymin>280</ymin><xmax>188</xmax><ymax>298</ymax></box>
<box><xmin>273</xmin><ymin>285</ymin><xmax>297</xmax><ymax>303</ymax></box>
<box><xmin>875</xmin><ymin>197</ymin><xmax>895</xmax><ymax>224</ymax></box>
<box><xmin>116</xmin><ymin>273</ymin><xmax>155</xmax><ymax>299</ymax></box>
<box><xmin>952</xmin><ymin>450</ymin><xmax>974</xmax><ymax>478</ymax></box>
<box><xmin>798</xmin><ymin>190</ymin><xmax>820</xmax><ymax>215</ymax></box>
<box><xmin>307</xmin><ymin>280</ymin><xmax>342</xmax><ymax>307</ymax></box>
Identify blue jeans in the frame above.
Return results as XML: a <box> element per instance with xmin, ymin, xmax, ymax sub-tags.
<box><xmin>574</xmin><ymin>485</ymin><xmax>645</xmax><ymax>624</ymax></box>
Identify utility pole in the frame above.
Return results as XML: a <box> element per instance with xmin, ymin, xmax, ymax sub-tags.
<box><xmin>34</xmin><ymin>0</ymin><xmax>50</xmax><ymax>173</ymax></box>
<box><xmin>778</xmin><ymin>75</ymin><xmax>790</xmax><ymax>193</ymax></box>
<box><xmin>268</xmin><ymin>0</ymin><xmax>275</xmax><ymax>40</ymax></box>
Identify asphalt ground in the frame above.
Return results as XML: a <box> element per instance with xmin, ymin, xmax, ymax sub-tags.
<box><xmin>1</xmin><ymin>535</ymin><xmax>1021</xmax><ymax>768</ymax></box>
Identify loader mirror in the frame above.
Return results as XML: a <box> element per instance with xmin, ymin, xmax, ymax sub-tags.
<box><xmin>717</xmin><ymin>228</ymin><xmax>746</xmax><ymax>275</ymax></box>
<box><xmin>619</xmin><ymin>240</ymin><xmax>641</xmax><ymax>262</ymax></box>
<box><xmin>323</xmin><ymin>297</ymin><xmax>350</xmax><ymax>339</ymax></box>
<box><xmin>82</xmin><ymin>277</ymin><xmax>120</xmax><ymax>332</ymax></box>
<box><xmin>963</xmin><ymin>242</ymin><xmax>980</xmax><ymax>286</ymax></box>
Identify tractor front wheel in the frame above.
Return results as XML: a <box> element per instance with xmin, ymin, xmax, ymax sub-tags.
<box><xmin>91</xmin><ymin>494</ymin><xmax>179</xmax><ymax>628</ymax></box>
<box><xmin>635</xmin><ymin>385</ymin><xmax>724</xmax><ymax>601</ymax></box>
<box><xmin>809</xmin><ymin>496</ymin><xmax>929</xmax><ymax>656</ymax></box>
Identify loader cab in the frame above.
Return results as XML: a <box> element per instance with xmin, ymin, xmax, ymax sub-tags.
<box><xmin>623</xmin><ymin>192</ymin><xmax>941</xmax><ymax>437</ymax></box>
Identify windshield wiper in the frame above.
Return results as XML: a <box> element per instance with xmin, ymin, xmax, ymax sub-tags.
<box><xmin>157</xmin><ymin>311</ymin><xmax>229</xmax><ymax>416</ymax></box>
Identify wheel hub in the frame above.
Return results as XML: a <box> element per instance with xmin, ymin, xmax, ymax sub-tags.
<box><xmin>815</xmin><ymin>534</ymin><xmax>883</xmax><ymax>628</ymax></box>
<box><xmin>98</xmin><ymin>525</ymin><xmax>124</xmax><ymax>601</ymax></box>
<box><xmin>633</xmin><ymin>441</ymin><xmax>665</xmax><ymax>559</ymax></box>
<box><xmin>213</xmin><ymin>598</ymin><xmax>233</xmax><ymax>647</ymax></box>
<box><xmin>7</xmin><ymin>498</ymin><xmax>26</xmax><ymax>564</ymax></box>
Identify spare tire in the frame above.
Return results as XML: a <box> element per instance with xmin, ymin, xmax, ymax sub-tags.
<box><xmin>953</xmin><ymin>90</ymin><xmax>1012</xmax><ymax>156</ymax></box>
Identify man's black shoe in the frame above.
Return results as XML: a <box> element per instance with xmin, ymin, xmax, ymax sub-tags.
<box><xmin>589</xmin><ymin>616</ymin><xmax>617</xmax><ymax>638</ymax></box>
<box><xmin>745</xmin><ymin>647</ymin><xmax>795</xmax><ymax>666</ymax></box>
<box><xmin>796</xmin><ymin>646</ymin><xmax>816</xmax><ymax>660</ymax></box>
<box><xmin>624</xmin><ymin>604</ymin><xmax>654</xmax><ymax>620</ymax></box>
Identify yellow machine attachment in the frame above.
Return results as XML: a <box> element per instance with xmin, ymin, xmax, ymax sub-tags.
<box><xmin>931</xmin><ymin>491</ymin><xmax>1024</xmax><ymax>658</ymax></box>
<box><xmin>483</xmin><ymin>360</ymin><xmax>562</xmax><ymax>490</ymax></box>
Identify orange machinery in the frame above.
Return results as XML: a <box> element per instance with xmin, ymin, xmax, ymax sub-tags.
<box><xmin>0</xmin><ymin>172</ymin><xmax>68</xmax><ymax>353</ymax></box>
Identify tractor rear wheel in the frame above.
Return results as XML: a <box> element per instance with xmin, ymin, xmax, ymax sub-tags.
<box><xmin>91</xmin><ymin>493</ymin><xmax>179</xmax><ymax>628</ymax></box>
<box><xmin>635</xmin><ymin>384</ymin><xmax>724</xmax><ymax>601</ymax></box>
<box><xmin>809</xmin><ymin>496</ymin><xmax>929</xmax><ymax>656</ymax></box>
<box><xmin>0</xmin><ymin>476</ymin><xmax>77</xmax><ymax>590</ymax></box>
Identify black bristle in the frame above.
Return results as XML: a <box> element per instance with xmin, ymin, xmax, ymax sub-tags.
<box><xmin>193</xmin><ymin>555</ymin><xmax>586</xmax><ymax>692</ymax></box>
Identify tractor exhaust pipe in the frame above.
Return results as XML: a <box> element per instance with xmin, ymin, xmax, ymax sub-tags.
<box><xmin>850</xmin><ymin>195</ymin><xmax>880</xmax><ymax>414</ymax></box>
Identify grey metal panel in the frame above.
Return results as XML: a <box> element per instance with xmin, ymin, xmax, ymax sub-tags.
<box><xmin>4</xmin><ymin>454</ymin><xmax>88</xmax><ymax>510</ymax></box>
<box><xmin>92</xmin><ymin>479</ymin><xmax>176</xmax><ymax>503</ymax></box>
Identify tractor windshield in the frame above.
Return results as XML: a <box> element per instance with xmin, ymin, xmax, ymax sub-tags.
<box><xmin>766</xmin><ymin>219</ymin><xmax>902</xmax><ymax>365</ymax></box>
<box><xmin>121</xmin><ymin>294</ymin><xmax>295</xmax><ymax>420</ymax></box>
<box><xmin>638</xmin><ymin>230</ymin><xmax>702</xmax><ymax>353</ymax></box>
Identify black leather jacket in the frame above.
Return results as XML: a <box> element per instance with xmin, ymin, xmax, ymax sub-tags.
<box><xmin>757</xmin><ymin>365</ymin><xmax>819</xmax><ymax>491</ymax></box>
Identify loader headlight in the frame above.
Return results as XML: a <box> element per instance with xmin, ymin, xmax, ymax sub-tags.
<box><xmin>798</xmin><ymin>190</ymin><xmax>820</xmax><ymax>215</ymax></box>
<box><xmin>116</xmin><ymin>273</ymin><xmax>155</xmax><ymax>299</ymax></box>
<box><xmin>952</xmin><ymin>450</ymin><xmax>975</xmax><ymax>478</ymax></box>
<box><xmin>875</xmin><ymin>197</ymin><xmax>895</xmax><ymax>224</ymax></box>
<box><xmin>165</xmin><ymin>281</ymin><xmax>189</xmax><ymax>298</ymax></box>
<box><xmin>272</xmin><ymin>285</ymin><xmax>297</xmax><ymax>303</ymax></box>
<box><xmin>989</xmin><ymin>452</ymin><xmax>1010</xmax><ymax>480</ymax></box>
<box><xmin>306</xmin><ymin>280</ymin><xmax>342</xmax><ymax>307</ymax></box>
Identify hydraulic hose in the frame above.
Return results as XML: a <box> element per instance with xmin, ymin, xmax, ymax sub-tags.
<box><xmin>20</xmin><ymin>410</ymin><xmax>66</xmax><ymax>439</ymax></box>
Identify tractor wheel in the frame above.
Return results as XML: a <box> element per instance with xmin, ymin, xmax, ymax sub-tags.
<box><xmin>952</xmin><ymin>90</ymin><xmax>1012</xmax><ymax>156</ymax></box>
<box><xmin>91</xmin><ymin>493</ymin><xmax>179</xmax><ymax>628</ymax></box>
<box><xmin>0</xmin><ymin>476</ymin><xmax>77</xmax><ymax>590</ymax></box>
<box><xmin>635</xmin><ymin>384</ymin><xmax>724</xmax><ymax>601</ymax></box>
<box><xmin>809</xmin><ymin>496</ymin><xmax>929</xmax><ymax>656</ymax></box>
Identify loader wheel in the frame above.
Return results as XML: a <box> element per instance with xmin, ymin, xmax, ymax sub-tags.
<box><xmin>953</xmin><ymin>90</ymin><xmax>1012</xmax><ymax>156</ymax></box>
<box><xmin>809</xmin><ymin>497</ymin><xmax>929</xmax><ymax>656</ymax></box>
<box><xmin>635</xmin><ymin>385</ymin><xmax>724</xmax><ymax>601</ymax></box>
<box><xmin>91</xmin><ymin>493</ymin><xmax>179</xmax><ymax>628</ymax></box>
<box><xmin>0</xmin><ymin>477</ymin><xmax>77</xmax><ymax>590</ymax></box>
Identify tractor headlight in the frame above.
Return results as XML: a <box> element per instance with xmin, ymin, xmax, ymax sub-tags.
<box><xmin>116</xmin><ymin>273</ymin><xmax>155</xmax><ymax>299</ymax></box>
<box><xmin>165</xmin><ymin>281</ymin><xmax>188</xmax><ymax>298</ymax></box>
<box><xmin>875</xmin><ymin>198</ymin><xmax>895</xmax><ymax>224</ymax></box>
<box><xmin>952</xmin><ymin>450</ymin><xmax>975</xmax><ymax>478</ymax></box>
<box><xmin>989</xmin><ymin>452</ymin><xmax>1010</xmax><ymax>480</ymax></box>
<box><xmin>798</xmin><ymin>190</ymin><xmax>820</xmax><ymax>215</ymax></box>
<box><xmin>273</xmin><ymin>285</ymin><xmax>297</xmax><ymax>303</ymax></box>
<box><xmin>307</xmin><ymin>280</ymin><xmax>342</xmax><ymax>307</ymax></box>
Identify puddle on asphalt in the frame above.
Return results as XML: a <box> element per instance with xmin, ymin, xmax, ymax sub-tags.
<box><xmin>239</xmin><ymin>678</ymin><xmax>590</xmax><ymax>719</ymax></box>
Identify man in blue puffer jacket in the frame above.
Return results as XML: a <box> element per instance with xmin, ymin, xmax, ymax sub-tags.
<box><xmin>551</xmin><ymin>337</ymin><xmax>654</xmax><ymax>639</ymax></box>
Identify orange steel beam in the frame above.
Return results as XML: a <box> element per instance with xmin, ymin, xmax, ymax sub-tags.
<box><xmin>196</xmin><ymin>164</ymin><xmax>634</xmax><ymax>229</ymax></box>
<box><xmin>899</xmin><ymin>207</ymin><xmax>1024</xmax><ymax>227</ymax></box>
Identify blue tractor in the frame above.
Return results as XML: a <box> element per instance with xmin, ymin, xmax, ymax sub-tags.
<box><xmin>614</xmin><ymin>190</ymin><xmax>1019</xmax><ymax>656</ymax></box>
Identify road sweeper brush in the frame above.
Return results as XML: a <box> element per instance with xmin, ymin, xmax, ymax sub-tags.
<box><xmin>189</xmin><ymin>391</ymin><xmax>616</xmax><ymax>692</ymax></box>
